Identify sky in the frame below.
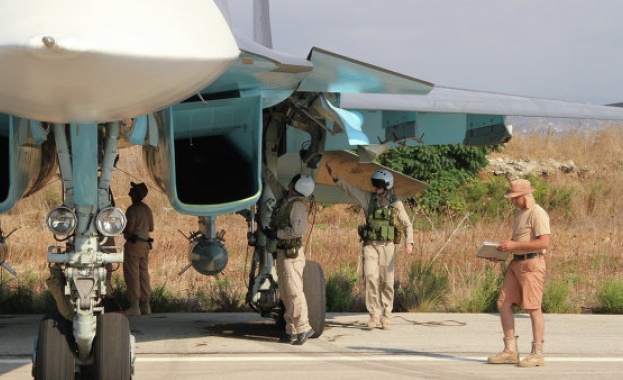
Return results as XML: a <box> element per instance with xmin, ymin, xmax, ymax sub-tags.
<box><xmin>224</xmin><ymin>0</ymin><xmax>623</xmax><ymax>106</ymax></box>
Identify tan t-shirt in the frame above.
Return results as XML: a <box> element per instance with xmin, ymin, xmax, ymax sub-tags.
<box><xmin>124</xmin><ymin>201</ymin><xmax>154</xmax><ymax>240</ymax></box>
<box><xmin>511</xmin><ymin>203</ymin><xmax>550</xmax><ymax>255</ymax></box>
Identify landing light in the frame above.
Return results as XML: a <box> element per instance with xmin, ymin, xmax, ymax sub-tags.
<box><xmin>96</xmin><ymin>207</ymin><xmax>126</xmax><ymax>237</ymax></box>
<box><xmin>46</xmin><ymin>207</ymin><xmax>76</xmax><ymax>236</ymax></box>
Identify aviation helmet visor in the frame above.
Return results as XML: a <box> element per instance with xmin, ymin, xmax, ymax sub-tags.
<box><xmin>371</xmin><ymin>178</ymin><xmax>387</xmax><ymax>189</ymax></box>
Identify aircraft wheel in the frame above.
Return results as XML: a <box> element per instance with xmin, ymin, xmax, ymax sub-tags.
<box><xmin>303</xmin><ymin>260</ymin><xmax>326</xmax><ymax>337</ymax></box>
<box><xmin>34</xmin><ymin>313</ymin><xmax>75</xmax><ymax>380</ymax></box>
<box><xmin>94</xmin><ymin>313</ymin><xmax>131</xmax><ymax>380</ymax></box>
<box><xmin>275</xmin><ymin>300</ymin><xmax>286</xmax><ymax>332</ymax></box>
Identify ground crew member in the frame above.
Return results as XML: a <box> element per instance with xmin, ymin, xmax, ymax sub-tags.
<box><xmin>123</xmin><ymin>182</ymin><xmax>154</xmax><ymax>316</ymax></box>
<box><xmin>263</xmin><ymin>169</ymin><xmax>315</xmax><ymax>345</ymax></box>
<box><xmin>487</xmin><ymin>179</ymin><xmax>550</xmax><ymax>367</ymax></box>
<box><xmin>326</xmin><ymin>163</ymin><xmax>413</xmax><ymax>330</ymax></box>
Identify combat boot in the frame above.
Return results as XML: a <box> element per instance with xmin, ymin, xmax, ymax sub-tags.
<box><xmin>519</xmin><ymin>342</ymin><xmax>544</xmax><ymax>367</ymax></box>
<box><xmin>381</xmin><ymin>318</ymin><xmax>391</xmax><ymax>330</ymax></box>
<box><xmin>367</xmin><ymin>316</ymin><xmax>379</xmax><ymax>329</ymax></box>
<box><xmin>124</xmin><ymin>300</ymin><xmax>141</xmax><ymax>316</ymax></box>
<box><xmin>140</xmin><ymin>300</ymin><xmax>151</xmax><ymax>315</ymax></box>
<box><xmin>487</xmin><ymin>336</ymin><xmax>519</xmax><ymax>364</ymax></box>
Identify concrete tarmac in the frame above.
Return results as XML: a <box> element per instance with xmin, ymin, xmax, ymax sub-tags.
<box><xmin>1</xmin><ymin>312</ymin><xmax>622</xmax><ymax>379</ymax></box>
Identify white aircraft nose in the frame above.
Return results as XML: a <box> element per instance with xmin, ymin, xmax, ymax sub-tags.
<box><xmin>0</xmin><ymin>0</ymin><xmax>240</xmax><ymax>123</ymax></box>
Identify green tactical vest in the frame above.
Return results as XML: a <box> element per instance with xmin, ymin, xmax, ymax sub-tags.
<box><xmin>269</xmin><ymin>197</ymin><xmax>303</xmax><ymax>257</ymax></box>
<box><xmin>359</xmin><ymin>195</ymin><xmax>405</xmax><ymax>244</ymax></box>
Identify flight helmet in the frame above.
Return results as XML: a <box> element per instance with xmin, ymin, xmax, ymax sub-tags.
<box><xmin>371</xmin><ymin>169</ymin><xmax>394</xmax><ymax>190</ymax></box>
<box><xmin>292</xmin><ymin>174</ymin><xmax>314</xmax><ymax>197</ymax></box>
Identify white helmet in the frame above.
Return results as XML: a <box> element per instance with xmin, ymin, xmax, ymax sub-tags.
<box><xmin>371</xmin><ymin>169</ymin><xmax>394</xmax><ymax>190</ymax></box>
<box><xmin>293</xmin><ymin>174</ymin><xmax>314</xmax><ymax>197</ymax></box>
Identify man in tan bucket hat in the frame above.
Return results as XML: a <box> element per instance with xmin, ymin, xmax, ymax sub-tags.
<box><xmin>488</xmin><ymin>178</ymin><xmax>550</xmax><ymax>367</ymax></box>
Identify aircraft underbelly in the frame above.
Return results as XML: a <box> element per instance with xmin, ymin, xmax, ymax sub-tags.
<box><xmin>0</xmin><ymin>0</ymin><xmax>239</xmax><ymax>123</ymax></box>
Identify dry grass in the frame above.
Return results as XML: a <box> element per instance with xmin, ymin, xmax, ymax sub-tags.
<box><xmin>3</xmin><ymin>125</ymin><xmax>623</xmax><ymax>311</ymax></box>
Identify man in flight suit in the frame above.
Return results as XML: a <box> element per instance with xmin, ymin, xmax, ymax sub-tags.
<box><xmin>326</xmin><ymin>163</ymin><xmax>413</xmax><ymax>330</ymax></box>
<box><xmin>123</xmin><ymin>182</ymin><xmax>154</xmax><ymax>317</ymax></box>
<box><xmin>263</xmin><ymin>170</ymin><xmax>315</xmax><ymax>345</ymax></box>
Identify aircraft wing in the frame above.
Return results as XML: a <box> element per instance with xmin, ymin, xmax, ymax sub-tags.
<box><xmin>298</xmin><ymin>47</ymin><xmax>434</xmax><ymax>95</ymax></box>
<box><xmin>341</xmin><ymin>87</ymin><xmax>623</xmax><ymax>119</ymax></box>
<box><xmin>313</xmin><ymin>151</ymin><xmax>429</xmax><ymax>203</ymax></box>
<box><xmin>330</xmin><ymin>86</ymin><xmax>623</xmax><ymax>148</ymax></box>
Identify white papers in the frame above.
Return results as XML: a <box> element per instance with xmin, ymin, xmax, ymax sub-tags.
<box><xmin>476</xmin><ymin>242</ymin><xmax>509</xmax><ymax>260</ymax></box>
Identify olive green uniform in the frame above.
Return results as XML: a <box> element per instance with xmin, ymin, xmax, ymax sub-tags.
<box><xmin>335</xmin><ymin>178</ymin><xmax>414</xmax><ymax>323</ymax></box>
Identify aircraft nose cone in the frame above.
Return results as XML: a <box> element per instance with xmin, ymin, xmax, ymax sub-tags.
<box><xmin>0</xmin><ymin>1</ymin><xmax>239</xmax><ymax>123</ymax></box>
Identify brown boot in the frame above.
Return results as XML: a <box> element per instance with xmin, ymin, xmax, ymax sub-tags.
<box><xmin>367</xmin><ymin>316</ymin><xmax>379</xmax><ymax>329</ymax></box>
<box><xmin>519</xmin><ymin>342</ymin><xmax>545</xmax><ymax>367</ymax></box>
<box><xmin>140</xmin><ymin>300</ymin><xmax>151</xmax><ymax>315</ymax></box>
<box><xmin>488</xmin><ymin>336</ymin><xmax>519</xmax><ymax>364</ymax></box>
<box><xmin>124</xmin><ymin>300</ymin><xmax>141</xmax><ymax>316</ymax></box>
<box><xmin>381</xmin><ymin>318</ymin><xmax>391</xmax><ymax>330</ymax></box>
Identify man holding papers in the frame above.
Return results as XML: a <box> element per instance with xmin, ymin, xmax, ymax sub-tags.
<box><xmin>487</xmin><ymin>179</ymin><xmax>550</xmax><ymax>368</ymax></box>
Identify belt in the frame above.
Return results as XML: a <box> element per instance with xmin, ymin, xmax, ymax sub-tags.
<box><xmin>365</xmin><ymin>240</ymin><xmax>393</xmax><ymax>245</ymax></box>
<box><xmin>512</xmin><ymin>253</ymin><xmax>540</xmax><ymax>261</ymax></box>
<box><xmin>276</xmin><ymin>243</ymin><xmax>301</xmax><ymax>250</ymax></box>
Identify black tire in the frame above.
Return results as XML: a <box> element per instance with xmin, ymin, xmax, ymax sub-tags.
<box><xmin>275</xmin><ymin>300</ymin><xmax>286</xmax><ymax>332</ymax></box>
<box><xmin>303</xmin><ymin>260</ymin><xmax>326</xmax><ymax>337</ymax></box>
<box><xmin>94</xmin><ymin>313</ymin><xmax>132</xmax><ymax>380</ymax></box>
<box><xmin>34</xmin><ymin>313</ymin><xmax>75</xmax><ymax>380</ymax></box>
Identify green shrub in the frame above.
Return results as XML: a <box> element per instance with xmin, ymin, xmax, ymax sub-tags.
<box><xmin>461</xmin><ymin>176</ymin><xmax>512</xmax><ymax>222</ymax></box>
<box><xmin>542</xmin><ymin>278</ymin><xmax>575</xmax><ymax>313</ymax></box>
<box><xmin>210</xmin><ymin>278</ymin><xmax>245</xmax><ymax>312</ymax></box>
<box><xmin>543</xmin><ymin>184</ymin><xmax>574</xmax><ymax>218</ymax></box>
<box><xmin>0</xmin><ymin>274</ymin><xmax>51</xmax><ymax>314</ymax></box>
<box><xmin>451</xmin><ymin>266</ymin><xmax>503</xmax><ymax>313</ymax></box>
<box><xmin>395</xmin><ymin>259</ymin><xmax>449</xmax><ymax>312</ymax></box>
<box><xmin>379</xmin><ymin>144</ymin><xmax>497</xmax><ymax>214</ymax></box>
<box><xmin>326</xmin><ymin>267</ymin><xmax>359</xmax><ymax>312</ymax></box>
<box><xmin>596</xmin><ymin>278</ymin><xmax>623</xmax><ymax>314</ymax></box>
<box><xmin>150</xmin><ymin>282</ymin><xmax>188</xmax><ymax>312</ymax></box>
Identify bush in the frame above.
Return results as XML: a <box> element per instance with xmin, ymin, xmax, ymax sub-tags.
<box><xmin>461</xmin><ymin>176</ymin><xmax>513</xmax><ymax>222</ymax></box>
<box><xmin>210</xmin><ymin>278</ymin><xmax>245</xmax><ymax>312</ymax></box>
<box><xmin>379</xmin><ymin>144</ymin><xmax>497</xmax><ymax>214</ymax></box>
<box><xmin>395</xmin><ymin>259</ymin><xmax>449</xmax><ymax>312</ymax></box>
<box><xmin>0</xmin><ymin>274</ymin><xmax>51</xmax><ymax>314</ymax></box>
<box><xmin>450</xmin><ymin>266</ymin><xmax>503</xmax><ymax>313</ymax></box>
<box><xmin>326</xmin><ymin>267</ymin><xmax>359</xmax><ymax>312</ymax></box>
<box><xmin>596</xmin><ymin>278</ymin><xmax>623</xmax><ymax>314</ymax></box>
<box><xmin>542</xmin><ymin>278</ymin><xmax>575</xmax><ymax>313</ymax></box>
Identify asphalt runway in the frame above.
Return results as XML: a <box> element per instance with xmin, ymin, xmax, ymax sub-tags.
<box><xmin>1</xmin><ymin>312</ymin><xmax>622</xmax><ymax>379</ymax></box>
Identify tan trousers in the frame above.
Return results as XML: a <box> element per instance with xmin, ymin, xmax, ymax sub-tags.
<box><xmin>276</xmin><ymin>247</ymin><xmax>311</xmax><ymax>335</ymax></box>
<box><xmin>363</xmin><ymin>241</ymin><xmax>395</xmax><ymax>321</ymax></box>
<box><xmin>123</xmin><ymin>240</ymin><xmax>151</xmax><ymax>302</ymax></box>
